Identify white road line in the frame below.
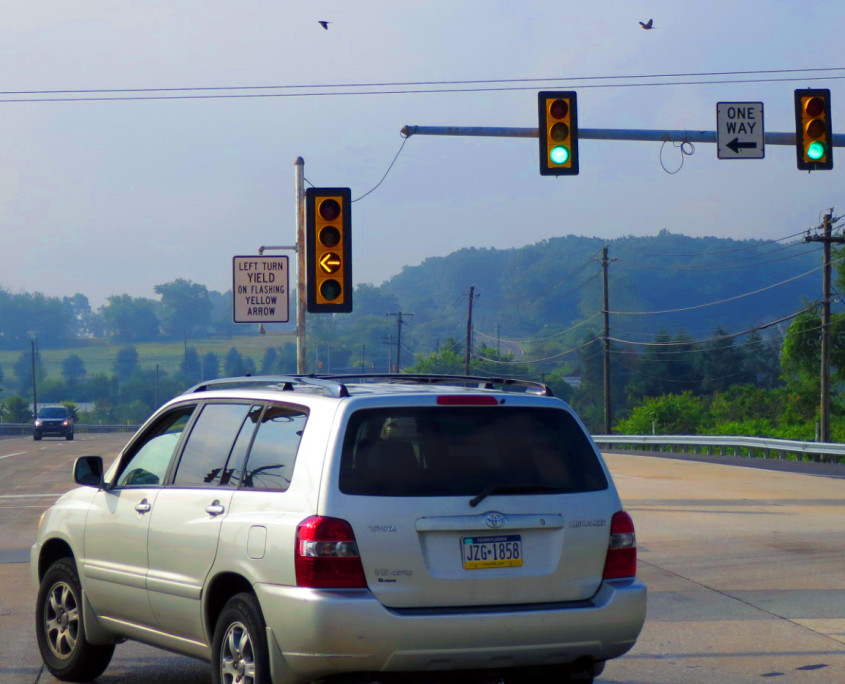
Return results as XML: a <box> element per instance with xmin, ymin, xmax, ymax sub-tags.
<box><xmin>0</xmin><ymin>493</ymin><xmax>61</xmax><ymax>499</ymax></box>
<box><xmin>0</xmin><ymin>452</ymin><xmax>26</xmax><ymax>460</ymax></box>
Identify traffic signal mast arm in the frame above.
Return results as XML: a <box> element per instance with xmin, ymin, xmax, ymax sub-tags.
<box><xmin>400</xmin><ymin>124</ymin><xmax>844</xmax><ymax>148</ymax></box>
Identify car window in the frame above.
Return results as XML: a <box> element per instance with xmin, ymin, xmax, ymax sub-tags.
<box><xmin>38</xmin><ymin>407</ymin><xmax>68</xmax><ymax>419</ymax></box>
<box><xmin>241</xmin><ymin>405</ymin><xmax>308</xmax><ymax>491</ymax></box>
<box><xmin>172</xmin><ymin>403</ymin><xmax>257</xmax><ymax>487</ymax></box>
<box><xmin>340</xmin><ymin>406</ymin><xmax>608</xmax><ymax>497</ymax></box>
<box><xmin>116</xmin><ymin>407</ymin><xmax>195</xmax><ymax>487</ymax></box>
<box><xmin>223</xmin><ymin>405</ymin><xmax>264</xmax><ymax>487</ymax></box>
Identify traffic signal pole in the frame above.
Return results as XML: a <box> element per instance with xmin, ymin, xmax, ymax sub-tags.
<box><xmin>295</xmin><ymin>157</ymin><xmax>307</xmax><ymax>373</ymax></box>
<box><xmin>401</xmin><ymin>125</ymin><xmax>845</xmax><ymax>148</ymax></box>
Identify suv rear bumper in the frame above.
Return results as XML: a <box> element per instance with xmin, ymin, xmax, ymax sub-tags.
<box><xmin>255</xmin><ymin>578</ymin><xmax>645</xmax><ymax>678</ymax></box>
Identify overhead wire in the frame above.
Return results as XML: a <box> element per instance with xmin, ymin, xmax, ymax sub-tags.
<box><xmin>3</xmin><ymin>68</ymin><xmax>845</xmax><ymax>103</ymax></box>
<box><xmin>608</xmin><ymin>256</ymin><xmax>844</xmax><ymax>316</ymax></box>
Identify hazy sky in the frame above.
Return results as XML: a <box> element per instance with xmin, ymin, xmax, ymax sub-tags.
<box><xmin>1</xmin><ymin>1</ymin><xmax>843</xmax><ymax>307</ymax></box>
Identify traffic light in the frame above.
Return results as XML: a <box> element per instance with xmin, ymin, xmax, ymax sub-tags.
<box><xmin>538</xmin><ymin>91</ymin><xmax>579</xmax><ymax>176</ymax></box>
<box><xmin>306</xmin><ymin>187</ymin><xmax>352</xmax><ymax>313</ymax></box>
<box><xmin>794</xmin><ymin>89</ymin><xmax>833</xmax><ymax>171</ymax></box>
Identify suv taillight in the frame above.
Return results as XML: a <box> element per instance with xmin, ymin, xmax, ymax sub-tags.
<box><xmin>603</xmin><ymin>511</ymin><xmax>637</xmax><ymax>579</ymax></box>
<box><xmin>295</xmin><ymin>516</ymin><xmax>367</xmax><ymax>588</ymax></box>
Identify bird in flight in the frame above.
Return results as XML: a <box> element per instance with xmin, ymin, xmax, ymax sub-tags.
<box><xmin>318</xmin><ymin>20</ymin><xmax>330</xmax><ymax>30</ymax></box>
<box><xmin>639</xmin><ymin>19</ymin><xmax>654</xmax><ymax>29</ymax></box>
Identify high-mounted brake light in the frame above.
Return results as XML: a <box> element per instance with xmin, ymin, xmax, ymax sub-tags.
<box><xmin>436</xmin><ymin>395</ymin><xmax>499</xmax><ymax>406</ymax></box>
<box><xmin>295</xmin><ymin>516</ymin><xmax>367</xmax><ymax>588</ymax></box>
<box><xmin>603</xmin><ymin>511</ymin><xmax>637</xmax><ymax>580</ymax></box>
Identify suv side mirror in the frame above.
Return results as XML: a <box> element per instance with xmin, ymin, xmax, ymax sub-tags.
<box><xmin>74</xmin><ymin>456</ymin><xmax>104</xmax><ymax>488</ymax></box>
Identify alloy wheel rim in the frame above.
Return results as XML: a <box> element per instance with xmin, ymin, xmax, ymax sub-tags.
<box><xmin>220</xmin><ymin>621</ymin><xmax>256</xmax><ymax>684</ymax></box>
<box><xmin>44</xmin><ymin>581</ymin><xmax>79</xmax><ymax>659</ymax></box>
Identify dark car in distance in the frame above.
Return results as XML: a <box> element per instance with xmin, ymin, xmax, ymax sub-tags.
<box><xmin>33</xmin><ymin>406</ymin><xmax>74</xmax><ymax>441</ymax></box>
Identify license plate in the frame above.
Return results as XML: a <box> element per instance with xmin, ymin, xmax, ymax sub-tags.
<box><xmin>461</xmin><ymin>534</ymin><xmax>523</xmax><ymax>569</ymax></box>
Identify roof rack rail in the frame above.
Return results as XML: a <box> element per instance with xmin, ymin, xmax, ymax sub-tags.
<box><xmin>183</xmin><ymin>375</ymin><xmax>350</xmax><ymax>398</ymax></box>
<box><xmin>311</xmin><ymin>373</ymin><xmax>554</xmax><ymax>397</ymax></box>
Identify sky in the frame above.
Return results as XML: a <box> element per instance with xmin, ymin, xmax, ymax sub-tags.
<box><xmin>1</xmin><ymin>0</ymin><xmax>843</xmax><ymax>308</ymax></box>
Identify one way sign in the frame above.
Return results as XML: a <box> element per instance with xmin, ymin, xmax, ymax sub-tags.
<box><xmin>717</xmin><ymin>102</ymin><xmax>764</xmax><ymax>159</ymax></box>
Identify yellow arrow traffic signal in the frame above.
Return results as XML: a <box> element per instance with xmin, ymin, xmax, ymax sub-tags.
<box><xmin>306</xmin><ymin>188</ymin><xmax>352</xmax><ymax>313</ymax></box>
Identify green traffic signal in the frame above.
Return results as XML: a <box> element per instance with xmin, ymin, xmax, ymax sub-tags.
<box><xmin>807</xmin><ymin>140</ymin><xmax>826</xmax><ymax>161</ymax></box>
<box><xmin>550</xmin><ymin>145</ymin><xmax>570</xmax><ymax>165</ymax></box>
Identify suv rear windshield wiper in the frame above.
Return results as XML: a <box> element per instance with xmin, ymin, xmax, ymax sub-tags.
<box><xmin>469</xmin><ymin>484</ymin><xmax>567</xmax><ymax>508</ymax></box>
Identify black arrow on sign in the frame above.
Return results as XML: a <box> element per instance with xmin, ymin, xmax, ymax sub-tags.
<box><xmin>726</xmin><ymin>137</ymin><xmax>757</xmax><ymax>154</ymax></box>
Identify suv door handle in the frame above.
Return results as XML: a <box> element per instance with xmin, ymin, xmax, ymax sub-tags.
<box><xmin>205</xmin><ymin>500</ymin><xmax>225</xmax><ymax>517</ymax></box>
<box><xmin>135</xmin><ymin>499</ymin><xmax>152</xmax><ymax>514</ymax></box>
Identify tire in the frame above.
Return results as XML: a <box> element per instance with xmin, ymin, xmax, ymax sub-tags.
<box><xmin>66</xmin><ymin>432</ymin><xmax>74</xmax><ymax>441</ymax></box>
<box><xmin>35</xmin><ymin>558</ymin><xmax>115</xmax><ymax>681</ymax></box>
<box><xmin>212</xmin><ymin>592</ymin><xmax>271</xmax><ymax>684</ymax></box>
<box><xmin>34</xmin><ymin>432</ymin><xmax>42</xmax><ymax>441</ymax></box>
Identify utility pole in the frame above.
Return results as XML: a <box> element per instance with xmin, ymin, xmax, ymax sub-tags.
<box><xmin>30</xmin><ymin>339</ymin><xmax>38</xmax><ymax>419</ymax></box>
<box><xmin>805</xmin><ymin>209</ymin><xmax>844</xmax><ymax>443</ymax></box>
<box><xmin>295</xmin><ymin>157</ymin><xmax>307</xmax><ymax>373</ymax></box>
<box><xmin>600</xmin><ymin>246</ymin><xmax>612</xmax><ymax>434</ymax></box>
<box><xmin>383</xmin><ymin>334</ymin><xmax>394</xmax><ymax>373</ymax></box>
<box><xmin>465</xmin><ymin>286</ymin><xmax>478</xmax><ymax>375</ymax></box>
<box><xmin>386</xmin><ymin>312</ymin><xmax>413</xmax><ymax>372</ymax></box>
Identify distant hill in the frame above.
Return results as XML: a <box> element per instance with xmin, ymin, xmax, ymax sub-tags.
<box><xmin>352</xmin><ymin>231</ymin><xmax>825</xmax><ymax>351</ymax></box>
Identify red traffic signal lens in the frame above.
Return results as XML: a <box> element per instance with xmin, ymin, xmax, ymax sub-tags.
<box><xmin>805</xmin><ymin>97</ymin><xmax>825</xmax><ymax>118</ymax></box>
<box><xmin>549</xmin><ymin>99</ymin><xmax>569</xmax><ymax>119</ymax></box>
<box><xmin>319</xmin><ymin>199</ymin><xmax>341</xmax><ymax>221</ymax></box>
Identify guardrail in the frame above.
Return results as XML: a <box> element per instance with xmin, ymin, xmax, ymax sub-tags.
<box><xmin>592</xmin><ymin>434</ymin><xmax>845</xmax><ymax>465</ymax></box>
<box><xmin>0</xmin><ymin>423</ymin><xmax>140</xmax><ymax>436</ymax></box>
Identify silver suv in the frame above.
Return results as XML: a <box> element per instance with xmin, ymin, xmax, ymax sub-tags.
<box><xmin>31</xmin><ymin>374</ymin><xmax>645</xmax><ymax>684</ymax></box>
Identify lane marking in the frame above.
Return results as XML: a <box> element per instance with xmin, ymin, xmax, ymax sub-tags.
<box><xmin>0</xmin><ymin>494</ymin><xmax>61</xmax><ymax>499</ymax></box>
<box><xmin>0</xmin><ymin>452</ymin><xmax>26</xmax><ymax>460</ymax></box>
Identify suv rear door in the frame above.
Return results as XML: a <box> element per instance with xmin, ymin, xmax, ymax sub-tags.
<box><xmin>331</xmin><ymin>399</ymin><xmax>617</xmax><ymax>609</ymax></box>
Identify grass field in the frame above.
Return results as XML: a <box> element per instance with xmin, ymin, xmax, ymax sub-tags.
<box><xmin>0</xmin><ymin>333</ymin><xmax>298</xmax><ymax>388</ymax></box>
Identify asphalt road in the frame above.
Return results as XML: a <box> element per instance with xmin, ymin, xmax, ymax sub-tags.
<box><xmin>1</xmin><ymin>434</ymin><xmax>844</xmax><ymax>684</ymax></box>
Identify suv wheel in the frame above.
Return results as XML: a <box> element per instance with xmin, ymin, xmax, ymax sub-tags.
<box><xmin>35</xmin><ymin>558</ymin><xmax>114</xmax><ymax>681</ymax></box>
<box><xmin>33</xmin><ymin>432</ymin><xmax>42</xmax><ymax>441</ymax></box>
<box><xmin>66</xmin><ymin>432</ymin><xmax>74</xmax><ymax>441</ymax></box>
<box><xmin>212</xmin><ymin>593</ymin><xmax>271</xmax><ymax>684</ymax></box>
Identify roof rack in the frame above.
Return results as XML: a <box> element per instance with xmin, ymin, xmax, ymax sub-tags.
<box><xmin>182</xmin><ymin>373</ymin><xmax>553</xmax><ymax>398</ymax></box>
<box><xmin>311</xmin><ymin>373</ymin><xmax>554</xmax><ymax>397</ymax></box>
<box><xmin>183</xmin><ymin>375</ymin><xmax>349</xmax><ymax>398</ymax></box>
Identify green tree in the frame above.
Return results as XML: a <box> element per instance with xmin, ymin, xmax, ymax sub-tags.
<box><xmin>697</xmin><ymin>327</ymin><xmax>745</xmax><ymax>395</ymax></box>
<box><xmin>154</xmin><ymin>279</ymin><xmax>212</xmax><ymax>339</ymax></box>
<box><xmin>224</xmin><ymin>348</ymin><xmax>246</xmax><ymax>376</ymax></box>
<box><xmin>13</xmin><ymin>349</ymin><xmax>45</xmax><ymax>397</ymax></box>
<box><xmin>615</xmin><ymin>392</ymin><xmax>705</xmax><ymax>435</ymax></box>
<box><xmin>2</xmin><ymin>395</ymin><xmax>32</xmax><ymax>422</ymax></box>
<box><xmin>101</xmin><ymin>295</ymin><xmax>160</xmax><ymax>342</ymax></box>
<box><xmin>202</xmin><ymin>352</ymin><xmax>220</xmax><ymax>380</ymax></box>
<box><xmin>113</xmin><ymin>346</ymin><xmax>139</xmax><ymax>381</ymax></box>
<box><xmin>180</xmin><ymin>347</ymin><xmax>202</xmax><ymax>384</ymax></box>
<box><xmin>61</xmin><ymin>354</ymin><xmax>86</xmax><ymax>381</ymax></box>
<box><xmin>741</xmin><ymin>331</ymin><xmax>781</xmax><ymax>388</ymax></box>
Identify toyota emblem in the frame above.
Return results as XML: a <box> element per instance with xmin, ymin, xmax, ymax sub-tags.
<box><xmin>484</xmin><ymin>512</ymin><xmax>506</xmax><ymax>529</ymax></box>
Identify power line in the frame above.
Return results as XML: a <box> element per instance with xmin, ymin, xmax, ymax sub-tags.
<box><xmin>647</xmin><ymin>228</ymin><xmax>811</xmax><ymax>258</ymax></box>
<box><xmin>607</xmin><ymin>307</ymin><xmax>811</xmax><ymax>347</ymax></box>
<box><xmin>3</xmin><ymin>68</ymin><xmax>845</xmax><ymax>104</ymax></box>
<box><xmin>609</xmin><ymin>256</ymin><xmax>844</xmax><ymax>316</ymax></box>
<box><xmin>617</xmin><ymin>241</ymin><xmax>820</xmax><ymax>273</ymax></box>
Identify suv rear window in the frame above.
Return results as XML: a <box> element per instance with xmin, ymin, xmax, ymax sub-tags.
<box><xmin>340</xmin><ymin>406</ymin><xmax>607</xmax><ymax>497</ymax></box>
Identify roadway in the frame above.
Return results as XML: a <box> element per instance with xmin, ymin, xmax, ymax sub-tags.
<box><xmin>1</xmin><ymin>434</ymin><xmax>843</xmax><ymax>683</ymax></box>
